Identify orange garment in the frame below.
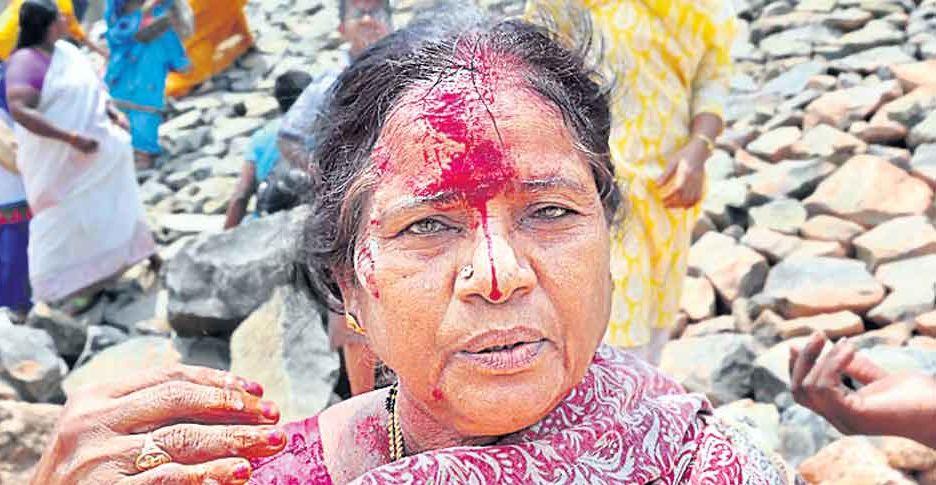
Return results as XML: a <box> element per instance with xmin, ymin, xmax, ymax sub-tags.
<box><xmin>0</xmin><ymin>0</ymin><xmax>86</xmax><ymax>60</ymax></box>
<box><xmin>165</xmin><ymin>0</ymin><xmax>253</xmax><ymax>98</ymax></box>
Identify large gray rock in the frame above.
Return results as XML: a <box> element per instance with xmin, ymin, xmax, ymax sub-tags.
<box><xmin>751</xmin><ymin>337</ymin><xmax>809</xmax><ymax>404</ymax></box>
<box><xmin>0</xmin><ymin>401</ymin><xmax>63</xmax><ymax>484</ymax></box>
<box><xmin>757</xmin><ymin>257</ymin><xmax>886</xmax><ymax>318</ymax></box>
<box><xmin>829</xmin><ymin>45</ymin><xmax>916</xmax><ymax>73</ymax></box>
<box><xmin>25</xmin><ymin>302</ymin><xmax>101</xmax><ymax>361</ymax></box>
<box><xmin>230</xmin><ymin>286</ymin><xmax>339</xmax><ymax>423</ymax></box>
<box><xmin>715</xmin><ymin>399</ymin><xmax>781</xmax><ymax>452</ymax></box>
<box><xmin>659</xmin><ymin>334</ymin><xmax>762</xmax><ymax>406</ymax></box>
<box><xmin>0</xmin><ymin>326</ymin><xmax>67</xmax><ymax>403</ymax></box>
<box><xmin>859</xmin><ymin>345</ymin><xmax>936</xmax><ymax>375</ymax></box>
<box><xmin>909</xmin><ymin>110</ymin><xmax>936</xmax><ymax>148</ymax></box>
<box><xmin>74</xmin><ymin>325</ymin><xmax>129</xmax><ymax>368</ymax></box>
<box><xmin>779</xmin><ymin>404</ymin><xmax>843</xmax><ymax>468</ymax></box>
<box><xmin>165</xmin><ymin>205</ymin><xmax>312</xmax><ymax>336</ymax></box>
<box><xmin>909</xmin><ymin>143</ymin><xmax>936</xmax><ymax>188</ymax></box>
<box><xmin>867</xmin><ymin>286</ymin><xmax>936</xmax><ymax>326</ymax></box>
<box><xmin>748</xmin><ymin>198</ymin><xmax>808</xmax><ymax>235</ymax></box>
<box><xmin>64</xmin><ymin>337</ymin><xmax>180</xmax><ymax>397</ymax></box>
<box><xmin>745</xmin><ymin>159</ymin><xmax>836</xmax><ymax>202</ymax></box>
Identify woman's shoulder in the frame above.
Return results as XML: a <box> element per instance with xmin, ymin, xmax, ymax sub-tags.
<box><xmin>249</xmin><ymin>390</ymin><xmax>391</xmax><ymax>484</ymax></box>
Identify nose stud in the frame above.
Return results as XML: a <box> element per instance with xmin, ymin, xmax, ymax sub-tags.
<box><xmin>459</xmin><ymin>265</ymin><xmax>474</xmax><ymax>280</ymax></box>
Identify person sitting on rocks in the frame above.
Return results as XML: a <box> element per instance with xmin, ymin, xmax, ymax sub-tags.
<box><xmin>30</xmin><ymin>9</ymin><xmax>797</xmax><ymax>484</ymax></box>
<box><xmin>6</xmin><ymin>0</ymin><xmax>156</xmax><ymax>313</ymax></box>
<box><xmin>790</xmin><ymin>331</ymin><xmax>936</xmax><ymax>449</ymax></box>
<box><xmin>104</xmin><ymin>0</ymin><xmax>192</xmax><ymax>170</ymax></box>
<box><xmin>223</xmin><ymin>70</ymin><xmax>313</xmax><ymax>230</ymax></box>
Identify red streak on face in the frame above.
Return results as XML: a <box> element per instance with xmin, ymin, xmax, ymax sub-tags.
<box><xmin>413</xmin><ymin>78</ymin><xmax>515</xmax><ymax>301</ymax></box>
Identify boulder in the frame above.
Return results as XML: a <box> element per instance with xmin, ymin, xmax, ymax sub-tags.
<box><xmin>829</xmin><ymin>45</ymin><xmax>916</xmax><ymax>73</ymax></box>
<box><xmin>830</xmin><ymin>19</ymin><xmax>905</xmax><ymax>57</ymax></box>
<box><xmin>800</xmin><ymin>214</ymin><xmax>866</xmax><ymax>245</ymax></box>
<box><xmin>850</xmin><ymin>113</ymin><xmax>909</xmax><ymax>144</ymax></box>
<box><xmin>103</xmin><ymin>290</ymin><xmax>166</xmax><ymax>332</ymax></box>
<box><xmin>0</xmin><ymin>401</ymin><xmax>63</xmax><ymax>484</ymax></box>
<box><xmin>748</xmin><ymin>198</ymin><xmax>808</xmax><ymax>235</ymax></box>
<box><xmin>0</xmin><ymin>326</ymin><xmax>66</xmax><ymax>403</ymax></box>
<box><xmin>658</xmin><ymin>334</ymin><xmax>761</xmax><ymax>406</ymax></box>
<box><xmin>758</xmin><ymin>257</ymin><xmax>886</xmax><ymax>318</ymax></box>
<box><xmin>852</xmin><ymin>215</ymin><xmax>936</xmax><ymax>269</ymax></box>
<box><xmin>230</xmin><ymin>286</ymin><xmax>338</xmax><ymax>423</ymax></box>
<box><xmin>680</xmin><ymin>276</ymin><xmax>716</xmax><ymax>321</ymax></box>
<box><xmin>688</xmin><ymin>232</ymin><xmax>769</xmax><ymax>305</ymax></box>
<box><xmin>777</xmin><ymin>311</ymin><xmax>865</xmax><ymax>339</ymax></box>
<box><xmin>745</xmin><ymin>159</ymin><xmax>835</xmax><ymax>202</ymax></box>
<box><xmin>25</xmin><ymin>302</ymin><xmax>100</xmax><ymax>361</ymax></box>
<box><xmin>804</xmin><ymin>82</ymin><xmax>899</xmax><ymax>130</ymax></box>
<box><xmin>910</xmin><ymin>144</ymin><xmax>936</xmax><ymax>188</ymax></box>
<box><xmin>779</xmin><ymin>404</ymin><xmax>842</xmax><ymax>468</ymax></box>
<box><xmin>789</xmin><ymin>123</ymin><xmax>868</xmax><ymax>164</ymax></box>
<box><xmin>63</xmin><ymin>337</ymin><xmax>181</xmax><ymax>397</ymax></box>
<box><xmin>853</xmin><ymin>321</ymin><xmax>915</xmax><ymax>349</ymax></box>
<box><xmin>890</xmin><ymin>60</ymin><xmax>936</xmax><ymax>92</ymax></box>
<box><xmin>859</xmin><ymin>345</ymin><xmax>936</xmax><ymax>375</ymax></box>
<box><xmin>165</xmin><ymin>205</ymin><xmax>312</xmax><ymax>336</ymax></box>
<box><xmin>876</xmin><ymin>254</ymin><xmax>936</xmax><ymax>290</ymax></box>
<box><xmin>74</xmin><ymin>325</ymin><xmax>129</xmax><ymax>368</ymax></box>
<box><xmin>715</xmin><ymin>399</ymin><xmax>781</xmax><ymax>452</ymax></box>
<box><xmin>879</xmin><ymin>86</ymin><xmax>936</xmax><ymax>128</ymax></box>
<box><xmin>799</xmin><ymin>437</ymin><xmax>915</xmax><ymax>485</ymax></box>
<box><xmin>746</xmin><ymin>126</ymin><xmax>801</xmax><ymax>161</ymax></box>
<box><xmin>681</xmin><ymin>315</ymin><xmax>738</xmax><ymax>338</ymax></box>
<box><xmin>910</xmin><ymin>110</ymin><xmax>936</xmax><ymax>148</ymax></box>
<box><xmin>742</xmin><ymin>227</ymin><xmax>845</xmax><ymax>263</ymax></box>
<box><xmin>916</xmin><ymin>310</ymin><xmax>936</xmax><ymax>337</ymax></box>
<box><xmin>751</xmin><ymin>337</ymin><xmax>809</xmax><ymax>404</ymax></box>
<box><xmin>804</xmin><ymin>155</ymin><xmax>933</xmax><ymax>227</ymax></box>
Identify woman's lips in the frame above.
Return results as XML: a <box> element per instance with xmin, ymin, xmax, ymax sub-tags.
<box><xmin>455</xmin><ymin>328</ymin><xmax>549</xmax><ymax>374</ymax></box>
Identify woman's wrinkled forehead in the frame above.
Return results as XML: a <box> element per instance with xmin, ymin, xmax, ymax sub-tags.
<box><xmin>370</xmin><ymin>59</ymin><xmax>578</xmax><ymax>199</ymax></box>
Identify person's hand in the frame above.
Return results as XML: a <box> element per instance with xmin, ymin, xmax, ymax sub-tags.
<box><xmin>655</xmin><ymin>137</ymin><xmax>709</xmax><ymax>209</ymax></box>
<box><xmin>30</xmin><ymin>365</ymin><xmax>287</xmax><ymax>485</ymax></box>
<box><xmin>69</xmin><ymin>134</ymin><xmax>99</xmax><ymax>154</ymax></box>
<box><xmin>789</xmin><ymin>332</ymin><xmax>936</xmax><ymax>448</ymax></box>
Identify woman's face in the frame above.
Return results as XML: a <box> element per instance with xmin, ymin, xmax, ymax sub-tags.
<box><xmin>340</xmin><ymin>65</ymin><xmax>612</xmax><ymax>437</ymax></box>
<box><xmin>46</xmin><ymin>14</ymin><xmax>68</xmax><ymax>44</ymax></box>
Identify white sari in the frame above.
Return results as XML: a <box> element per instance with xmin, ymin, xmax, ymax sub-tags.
<box><xmin>15</xmin><ymin>41</ymin><xmax>154</xmax><ymax>302</ymax></box>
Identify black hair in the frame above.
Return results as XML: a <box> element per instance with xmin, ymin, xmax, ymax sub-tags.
<box><xmin>338</xmin><ymin>0</ymin><xmax>391</xmax><ymax>23</ymax></box>
<box><xmin>274</xmin><ymin>70</ymin><xmax>314</xmax><ymax>113</ymax></box>
<box><xmin>15</xmin><ymin>0</ymin><xmax>59</xmax><ymax>51</ymax></box>
<box><xmin>304</xmin><ymin>6</ymin><xmax>619</xmax><ymax>310</ymax></box>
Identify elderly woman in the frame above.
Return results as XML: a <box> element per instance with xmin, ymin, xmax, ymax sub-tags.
<box><xmin>30</xmin><ymin>10</ymin><xmax>793</xmax><ymax>485</ymax></box>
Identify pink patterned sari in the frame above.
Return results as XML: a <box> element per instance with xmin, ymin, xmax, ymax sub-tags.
<box><xmin>250</xmin><ymin>346</ymin><xmax>792</xmax><ymax>484</ymax></box>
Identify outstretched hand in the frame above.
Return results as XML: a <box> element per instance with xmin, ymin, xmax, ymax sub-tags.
<box><xmin>789</xmin><ymin>332</ymin><xmax>936</xmax><ymax>448</ymax></box>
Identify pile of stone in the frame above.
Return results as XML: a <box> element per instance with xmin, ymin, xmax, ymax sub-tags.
<box><xmin>3</xmin><ymin>0</ymin><xmax>936</xmax><ymax>482</ymax></box>
<box><xmin>657</xmin><ymin>0</ymin><xmax>936</xmax><ymax>481</ymax></box>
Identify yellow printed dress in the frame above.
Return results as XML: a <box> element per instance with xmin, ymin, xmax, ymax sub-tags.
<box><xmin>526</xmin><ymin>0</ymin><xmax>736</xmax><ymax>349</ymax></box>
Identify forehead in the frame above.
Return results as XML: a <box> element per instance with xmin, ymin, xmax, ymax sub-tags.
<box><xmin>345</xmin><ymin>0</ymin><xmax>385</xmax><ymax>11</ymax></box>
<box><xmin>372</xmin><ymin>72</ymin><xmax>591</xmax><ymax>196</ymax></box>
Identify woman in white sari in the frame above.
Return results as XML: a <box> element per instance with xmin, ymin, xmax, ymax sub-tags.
<box><xmin>6</xmin><ymin>0</ymin><xmax>155</xmax><ymax>306</ymax></box>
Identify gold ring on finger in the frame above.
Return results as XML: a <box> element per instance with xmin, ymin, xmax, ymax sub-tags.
<box><xmin>135</xmin><ymin>433</ymin><xmax>172</xmax><ymax>472</ymax></box>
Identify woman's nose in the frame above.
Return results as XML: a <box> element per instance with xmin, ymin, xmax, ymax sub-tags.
<box><xmin>456</xmin><ymin>223</ymin><xmax>536</xmax><ymax>303</ymax></box>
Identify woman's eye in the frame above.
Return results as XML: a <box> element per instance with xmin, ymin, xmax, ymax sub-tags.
<box><xmin>405</xmin><ymin>218</ymin><xmax>450</xmax><ymax>235</ymax></box>
<box><xmin>531</xmin><ymin>206</ymin><xmax>572</xmax><ymax>220</ymax></box>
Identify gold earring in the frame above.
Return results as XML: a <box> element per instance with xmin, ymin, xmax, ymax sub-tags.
<box><xmin>346</xmin><ymin>313</ymin><xmax>366</xmax><ymax>335</ymax></box>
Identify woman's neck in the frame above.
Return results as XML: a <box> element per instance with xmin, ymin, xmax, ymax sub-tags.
<box><xmin>37</xmin><ymin>41</ymin><xmax>55</xmax><ymax>54</ymax></box>
<box><xmin>396</xmin><ymin>386</ymin><xmax>498</xmax><ymax>456</ymax></box>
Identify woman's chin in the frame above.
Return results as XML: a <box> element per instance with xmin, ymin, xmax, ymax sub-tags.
<box><xmin>440</xmin><ymin>346</ymin><xmax>571</xmax><ymax>436</ymax></box>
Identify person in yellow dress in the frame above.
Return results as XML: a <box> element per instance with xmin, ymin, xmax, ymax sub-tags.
<box><xmin>165</xmin><ymin>0</ymin><xmax>252</xmax><ymax>97</ymax></box>
<box><xmin>0</xmin><ymin>0</ymin><xmax>104</xmax><ymax>59</ymax></box>
<box><xmin>526</xmin><ymin>0</ymin><xmax>736</xmax><ymax>363</ymax></box>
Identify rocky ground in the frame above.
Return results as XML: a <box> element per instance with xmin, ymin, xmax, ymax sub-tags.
<box><xmin>2</xmin><ymin>0</ymin><xmax>936</xmax><ymax>483</ymax></box>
